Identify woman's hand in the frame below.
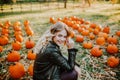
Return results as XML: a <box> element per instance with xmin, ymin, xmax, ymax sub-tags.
<box><xmin>66</xmin><ymin>38</ymin><xmax>74</xmax><ymax>49</ymax></box>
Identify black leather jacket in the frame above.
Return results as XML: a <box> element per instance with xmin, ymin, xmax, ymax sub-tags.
<box><xmin>33</xmin><ymin>41</ymin><xmax>78</xmax><ymax>80</ymax></box>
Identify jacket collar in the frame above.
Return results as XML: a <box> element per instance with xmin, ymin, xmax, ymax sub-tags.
<box><xmin>49</xmin><ymin>41</ymin><xmax>60</xmax><ymax>49</ymax></box>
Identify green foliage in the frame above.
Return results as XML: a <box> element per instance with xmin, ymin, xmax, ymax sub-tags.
<box><xmin>0</xmin><ymin>0</ymin><xmax>12</xmax><ymax>4</ymax></box>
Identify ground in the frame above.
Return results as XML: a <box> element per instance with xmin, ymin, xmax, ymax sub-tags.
<box><xmin>0</xmin><ymin>1</ymin><xmax>120</xmax><ymax>80</ymax></box>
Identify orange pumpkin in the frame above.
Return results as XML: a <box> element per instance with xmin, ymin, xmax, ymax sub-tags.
<box><xmin>116</xmin><ymin>31</ymin><xmax>120</xmax><ymax>37</ymax></box>
<box><xmin>89</xmin><ymin>33</ymin><xmax>95</xmax><ymax>40</ymax></box>
<box><xmin>4</xmin><ymin>20</ymin><xmax>11</xmax><ymax>27</ymax></box>
<box><xmin>75</xmin><ymin>35</ymin><xmax>84</xmax><ymax>43</ymax></box>
<box><xmin>69</xmin><ymin>31</ymin><xmax>75</xmax><ymax>38</ymax></box>
<box><xmin>93</xmin><ymin>28</ymin><xmax>99</xmax><ymax>35</ymax></box>
<box><xmin>78</xmin><ymin>27</ymin><xmax>83</xmax><ymax>33</ymax></box>
<box><xmin>13</xmin><ymin>26</ymin><xmax>21</xmax><ymax>31</ymax></box>
<box><xmin>89</xmin><ymin>23</ymin><xmax>97</xmax><ymax>29</ymax></box>
<box><xmin>0</xmin><ymin>22</ymin><xmax>3</xmax><ymax>27</ymax></box>
<box><xmin>79</xmin><ymin>18</ymin><xmax>84</xmax><ymax>24</ymax></box>
<box><xmin>14</xmin><ymin>31</ymin><xmax>23</xmax><ymax>36</ymax></box>
<box><xmin>102</xmin><ymin>26</ymin><xmax>110</xmax><ymax>34</ymax></box>
<box><xmin>27</xmin><ymin>50</ymin><xmax>36</xmax><ymax>60</ymax></box>
<box><xmin>26</xmin><ymin>27</ymin><xmax>34</xmax><ymax>36</ymax></box>
<box><xmin>28</xmin><ymin>64</ymin><xmax>33</xmax><ymax>76</ymax></box>
<box><xmin>13</xmin><ymin>21</ymin><xmax>21</xmax><ymax>27</ymax></box>
<box><xmin>12</xmin><ymin>40</ymin><xmax>22</xmax><ymax>51</ymax></box>
<box><xmin>90</xmin><ymin>46</ymin><xmax>102</xmax><ymax>57</ymax></box>
<box><xmin>24</xmin><ymin>20</ymin><xmax>30</xmax><ymax>27</ymax></box>
<box><xmin>96</xmin><ymin>37</ymin><xmax>105</xmax><ymax>45</ymax></box>
<box><xmin>107</xmin><ymin>35</ymin><xmax>118</xmax><ymax>44</ymax></box>
<box><xmin>15</xmin><ymin>35</ymin><xmax>23</xmax><ymax>43</ymax></box>
<box><xmin>50</xmin><ymin>17</ymin><xmax>56</xmax><ymax>24</ymax></box>
<box><xmin>83</xmin><ymin>41</ymin><xmax>92</xmax><ymax>49</ymax></box>
<box><xmin>72</xmin><ymin>24</ymin><xmax>79</xmax><ymax>30</ymax></box>
<box><xmin>7</xmin><ymin>50</ymin><xmax>21</xmax><ymax>62</ymax></box>
<box><xmin>107</xmin><ymin>44</ymin><xmax>118</xmax><ymax>54</ymax></box>
<box><xmin>107</xmin><ymin>56</ymin><xmax>119</xmax><ymax>68</ymax></box>
<box><xmin>81</xmin><ymin>30</ymin><xmax>89</xmax><ymax>36</ymax></box>
<box><xmin>0</xmin><ymin>35</ymin><xmax>9</xmax><ymax>46</ymax></box>
<box><xmin>9</xmin><ymin>62</ymin><xmax>25</xmax><ymax>79</ymax></box>
<box><xmin>0</xmin><ymin>46</ymin><xmax>3</xmax><ymax>52</ymax></box>
<box><xmin>25</xmin><ymin>38</ymin><xmax>35</xmax><ymax>49</ymax></box>
<box><xmin>84</xmin><ymin>21</ymin><xmax>90</xmax><ymax>25</ymax></box>
<box><xmin>98</xmin><ymin>32</ymin><xmax>108</xmax><ymax>40</ymax></box>
<box><xmin>1</xmin><ymin>27</ymin><xmax>9</xmax><ymax>35</ymax></box>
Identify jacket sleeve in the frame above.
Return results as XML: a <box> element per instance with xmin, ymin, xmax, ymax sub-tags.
<box><xmin>68</xmin><ymin>48</ymin><xmax>78</xmax><ymax>69</ymax></box>
<box><xmin>47</xmin><ymin>48</ymin><xmax>78</xmax><ymax>71</ymax></box>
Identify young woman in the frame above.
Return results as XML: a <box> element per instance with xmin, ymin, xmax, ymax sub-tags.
<box><xmin>33</xmin><ymin>21</ymin><xmax>79</xmax><ymax>80</ymax></box>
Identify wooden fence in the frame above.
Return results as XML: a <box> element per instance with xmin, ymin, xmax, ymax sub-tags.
<box><xmin>0</xmin><ymin>1</ymin><xmax>81</xmax><ymax>13</ymax></box>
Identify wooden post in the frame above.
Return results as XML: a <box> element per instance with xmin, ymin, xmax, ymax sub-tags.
<box><xmin>64</xmin><ymin>0</ymin><xmax>67</xmax><ymax>8</ymax></box>
<box><xmin>0</xmin><ymin>4</ymin><xmax>3</xmax><ymax>13</ymax></box>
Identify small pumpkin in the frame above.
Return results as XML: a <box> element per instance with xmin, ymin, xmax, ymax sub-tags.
<box><xmin>0</xmin><ymin>46</ymin><xmax>3</xmax><ymax>52</ymax></box>
<box><xmin>78</xmin><ymin>27</ymin><xmax>83</xmax><ymax>33</ymax></box>
<box><xmin>90</xmin><ymin>46</ymin><xmax>102</xmax><ymax>57</ymax></box>
<box><xmin>89</xmin><ymin>23</ymin><xmax>97</xmax><ymax>29</ymax></box>
<box><xmin>25</xmin><ymin>38</ymin><xmax>35</xmax><ymax>49</ymax></box>
<box><xmin>81</xmin><ymin>29</ymin><xmax>89</xmax><ymax>36</ymax></box>
<box><xmin>28</xmin><ymin>64</ymin><xmax>34</xmax><ymax>76</ymax></box>
<box><xmin>24</xmin><ymin>20</ymin><xmax>30</xmax><ymax>27</ymax></box>
<box><xmin>0</xmin><ymin>35</ymin><xmax>9</xmax><ymax>46</ymax></box>
<box><xmin>27</xmin><ymin>50</ymin><xmax>36</xmax><ymax>60</ymax></box>
<box><xmin>107</xmin><ymin>56</ymin><xmax>119</xmax><ymax>68</ymax></box>
<box><xmin>116</xmin><ymin>31</ymin><xmax>120</xmax><ymax>37</ymax></box>
<box><xmin>83</xmin><ymin>41</ymin><xmax>92</xmax><ymax>49</ymax></box>
<box><xmin>89</xmin><ymin>33</ymin><xmax>95</xmax><ymax>40</ymax></box>
<box><xmin>15</xmin><ymin>34</ymin><xmax>23</xmax><ymax>43</ymax></box>
<box><xmin>1</xmin><ymin>27</ymin><xmax>9</xmax><ymax>35</ymax></box>
<box><xmin>107</xmin><ymin>35</ymin><xmax>118</xmax><ymax>44</ymax></box>
<box><xmin>93</xmin><ymin>28</ymin><xmax>99</xmax><ymax>35</ymax></box>
<box><xmin>69</xmin><ymin>31</ymin><xmax>75</xmax><ymax>38</ymax></box>
<box><xmin>13</xmin><ymin>26</ymin><xmax>22</xmax><ymax>31</ymax></box>
<box><xmin>107</xmin><ymin>44</ymin><xmax>118</xmax><ymax>54</ymax></box>
<box><xmin>25</xmin><ymin>26</ymin><xmax>34</xmax><ymax>36</ymax></box>
<box><xmin>50</xmin><ymin>17</ymin><xmax>56</xmax><ymax>24</ymax></box>
<box><xmin>12</xmin><ymin>40</ymin><xmax>22</xmax><ymax>51</ymax></box>
<box><xmin>102</xmin><ymin>26</ymin><xmax>110</xmax><ymax>34</ymax></box>
<box><xmin>13</xmin><ymin>21</ymin><xmax>21</xmax><ymax>27</ymax></box>
<box><xmin>7</xmin><ymin>50</ymin><xmax>21</xmax><ymax>62</ymax></box>
<box><xmin>9</xmin><ymin>62</ymin><xmax>25</xmax><ymax>79</ymax></box>
<box><xmin>72</xmin><ymin>24</ymin><xmax>79</xmax><ymax>30</ymax></box>
<box><xmin>98</xmin><ymin>32</ymin><xmax>108</xmax><ymax>40</ymax></box>
<box><xmin>75</xmin><ymin>35</ymin><xmax>84</xmax><ymax>43</ymax></box>
<box><xmin>4</xmin><ymin>20</ymin><xmax>11</xmax><ymax>27</ymax></box>
<box><xmin>96</xmin><ymin>37</ymin><xmax>105</xmax><ymax>45</ymax></box>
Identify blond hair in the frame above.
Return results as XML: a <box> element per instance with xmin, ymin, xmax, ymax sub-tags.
<box><xmin>33</xmin><ymin>21</ymin><xmax>71</xmax><ymax>54</ymax></box>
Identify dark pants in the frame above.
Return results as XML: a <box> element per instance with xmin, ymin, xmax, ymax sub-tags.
<box><xmin>61</xmin><ymin>70</ymin><xmax>78</xmax><ymax>80</ymax></box>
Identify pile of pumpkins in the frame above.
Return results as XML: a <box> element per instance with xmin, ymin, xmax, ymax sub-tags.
<box><xmin>0</xmin><ymin>20</ymin><xmax>35</xmax><ymax>79</ymax></box>
<box><xmin>50</xmin><ymin>16</ymin><xmax>120</xmax><ymax>68</ymax></box>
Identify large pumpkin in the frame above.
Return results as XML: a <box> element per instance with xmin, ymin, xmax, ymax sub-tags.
<box><xmin>9</xmin><ymin>62</ymin><xmax>25</xmax><ymax>79</ymax></box>
<box><xmin>90</xmin><ymin>46</ymin><xmax>103</xmax><ymax>57</ymax></box>
<box><xmin>107</xmin><ymin>56</ymin><xmax>119</xmax><ymax>68</ymax></box>
<box><xmin>106</xmin><ymin>44</ymin><xmax>118</xmax><ymax>54</ymax></box>
<box><xmin>7</xmin><ymin>50</ymin><xmax>21</xmax><ymax>62</ymax></box>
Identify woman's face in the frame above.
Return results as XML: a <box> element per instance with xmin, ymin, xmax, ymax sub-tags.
<box><xmin>53</xmin><ymin>29</ymin><xmax>67</xmax><ymax>46</ymax></box>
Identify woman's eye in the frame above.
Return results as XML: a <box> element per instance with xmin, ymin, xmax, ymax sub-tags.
<box><xmin>58</xmin><ymin>34</ymin><xmax>62</xmax><ymax>37</ymax></box>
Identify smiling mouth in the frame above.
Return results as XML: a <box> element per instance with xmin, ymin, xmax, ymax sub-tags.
<box><xmin>58</xmin><ymin>40</ymin><xmax>63</xmax><ymax>44</ymax></box>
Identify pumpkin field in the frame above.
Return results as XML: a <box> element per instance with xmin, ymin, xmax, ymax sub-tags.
<box><xmin>0</xmin><ymin>1</ymin><xmax>120</xmax><ymax>80</ymax></box>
